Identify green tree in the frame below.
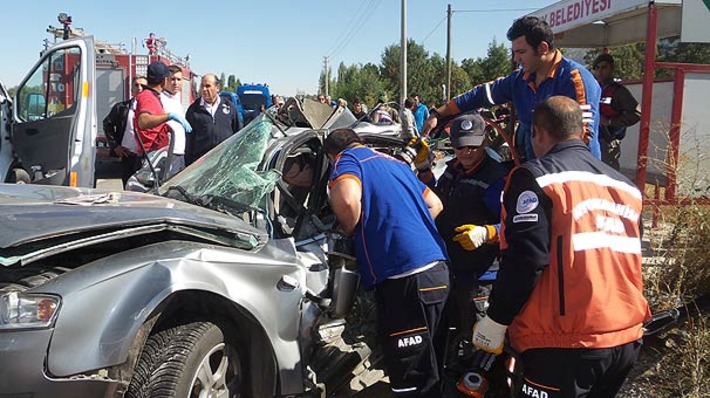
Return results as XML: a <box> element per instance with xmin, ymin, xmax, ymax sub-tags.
<box><xmin>479</xmin><ymin>39</ymin><xmax>512</xmax><ymax>82</ymax></box>
<box><xmin>582</xmin><ymin>39</ymin><xmax>710</xmax><ymax>81</ymax></box>
<box><xmin>227</xmin><ymin>74</ymin><xmax>239</xmax><ymax>92</ymax></box>
<box><xmin>658</xmin><ymin>39</ymin><xmax>710</xmax><ymax>65</ymax></box>
<box><xmin>380</xmin><ymin>39</ymin><xmax>438</xmax><ymax>103</ymax></box>
<box><xmin>330</xmin><ymin>62</ymin><xmax>386</xmax><ymax>109</ymax></box>
<box><xmin>584</xmin><ymin>44</ymin><xmax>645</xmax><ymax>80</ymax></box>
<box><xmin>359</xmin><ymin>63</ymin><xmax>387</xmax><ymax>107</ymax></box>
<box><xmin>219</xmin><ymin>72</ymin><xmax>226</xmax><ymax>87</ymax></box>
<box><xmin>461</xmin><ymin>57</ymin><xmax>484</xmax><ymax>86</ymax></box>
<box><xmin>450</xmin><ymin>65</ymin><xmax>473</xmax><ymax>100</ymax></box>
<box><xmin>461</xmin><ymin>39</ymin><xmax>511</xmax><ymax>87</ymax></box>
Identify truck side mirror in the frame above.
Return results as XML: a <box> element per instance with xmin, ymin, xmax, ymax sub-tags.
<box><xmin>24</xmin><ymin>93</ymin><xmax>47</xmax><ymax>121</ymax></box>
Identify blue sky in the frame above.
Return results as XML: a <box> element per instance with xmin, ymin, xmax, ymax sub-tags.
<box><xmin>0</xmin><ymin>0</ymin><xmax>555</xmax><ymax>96</ymax></box>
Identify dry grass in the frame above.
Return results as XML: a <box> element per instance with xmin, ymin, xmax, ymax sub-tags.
<box><xmin>644</xmin><ymin>204</ymin><xmax>710</xmax><ymax>307</ymax></box>
<box><xmin>629</xmin><ymin>125</ymin><xmax>710</xmax><ymax>397</ymax></box>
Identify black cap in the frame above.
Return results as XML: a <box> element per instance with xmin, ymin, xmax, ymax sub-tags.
<box><xmin>450</xmin><ymin>113</ymin><xmax>486</xmax><ymax>147</ymax></box>
<box><xmin>147</xmin><ymin>61</ymin><xmax>171</xmax><ymax>84</ymax></box>
<box><xmin>593</xmin><ymin>53</ymin><xmax>614</xmax><ymax>68</ymax></box>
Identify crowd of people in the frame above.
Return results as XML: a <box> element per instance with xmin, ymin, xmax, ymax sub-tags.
<box><xmin>103</xmin><ymin>14</ymin><xmax>647</xmax><ymax>398</ymax></box>
<box><xmin>103</xmin><ymin>63</ymin><xmax>241</xmax><ymax>190</ymax></box>
<box><xmin>326</xmin><ymin>16</ymin><xmax>647</xmax><ymax>398</ymax></box>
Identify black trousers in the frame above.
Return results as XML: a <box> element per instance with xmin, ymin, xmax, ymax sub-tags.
<box><xmin>375</xmin><ymin>261</ymin><xmax>450</xmax><ymax>398</ymax></box>
<box><xmin>518</xmin><ymin>339</ymin><xmax>642</xmax><ymax>398</ymax></box>
<box><xmin>121</xmin><ymin>154</ymin><xmax>143</xmax><ymax>187</ymax></box>
<box><xmin>599</xmin><ymin>136</ymin><xmax>622</xmax><ymax>171</ymax></box>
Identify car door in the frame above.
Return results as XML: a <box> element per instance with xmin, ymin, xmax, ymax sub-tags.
<box><xmin>12</xmin><ymin>36</ymin><xmax>96</xmax><ymax>187</ymax></box>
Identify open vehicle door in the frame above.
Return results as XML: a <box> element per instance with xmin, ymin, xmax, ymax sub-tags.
<box><xmin>9</xmin><ymin>36</ymin><xmax>96</xmax><ymax>187</ymax></box>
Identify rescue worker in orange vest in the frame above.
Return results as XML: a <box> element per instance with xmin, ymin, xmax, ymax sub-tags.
<box><xmin>472</xmin><ymin>96</ymin><xmax>651</xmax><ymax>398</ymax></box>
<box><xmin>593</xmin><ymin>53</ymin><xmax>641</xmax><ymax>171</ymax></box>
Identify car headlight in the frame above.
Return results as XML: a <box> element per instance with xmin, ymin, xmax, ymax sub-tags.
<box><xmin>0</xmin><ymin>291</ymin><xmax>61</xmax><ymax>330</ymax></box>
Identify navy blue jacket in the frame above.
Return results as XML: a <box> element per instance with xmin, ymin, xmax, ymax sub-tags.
<box><xmin>185</xmin><ymin>98</ymin><xmax>240</xmax><ymax>165</ymax></box>
<box><xmin>434</xmin><ymin>153</ymin><xmax>507</xmax><ymax>280</ymax></box>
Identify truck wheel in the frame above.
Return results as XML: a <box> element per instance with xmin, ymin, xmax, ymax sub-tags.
<box><xmin>7</xmin><ymin>168</ymin><xmax>30</xmax><ymax>184</ymax></box>
<box><xmin>127</xmin><ymin>321</ymin><xmax>243</xmax><ymax>398</ymax></box>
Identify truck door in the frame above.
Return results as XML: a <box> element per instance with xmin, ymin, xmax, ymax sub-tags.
<box><xmin>12</xmin><ymin>36</ymin><xmax>96</xmax><ymax>187</ymax></box>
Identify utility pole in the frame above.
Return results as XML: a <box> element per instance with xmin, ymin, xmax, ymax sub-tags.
<box><xmin>445</xmin><ymin>4</ymin><xmax>452</xmax><ymax>101</ymax></box>
<box><xmin>400</xmin><ymin>0</ymin><xmax>407</xmax><ymax>105</ymax></box>
<box><xmin>323</xmin><ymin>56</ymin><xmax>329</xmax><ymax>96</ymax></box>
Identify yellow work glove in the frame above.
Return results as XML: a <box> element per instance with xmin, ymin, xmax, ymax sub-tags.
<box><xmin>472</xmin><ymin>316</ymin><xmax>507</xmax><ymax>355</ymax></box>
<box><xmin>407</xmin><ymin>137</ymin><xmax>431</xmax><ymax>171</ymax></box>
<box><xmin>452</xmin><ymin>224</ymin><xmax>498</xmax><ymax>251</ymax></box>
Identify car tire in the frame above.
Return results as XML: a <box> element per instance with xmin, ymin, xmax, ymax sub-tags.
<box><xmin>7</xmin><ymin>168</ymin><xmax>30</xmax><ymax>184</ymax></box>
<box><xmin>127</xmin><ymin>321</ymin><xmax>243</xmax><ymax>398</ymax></box>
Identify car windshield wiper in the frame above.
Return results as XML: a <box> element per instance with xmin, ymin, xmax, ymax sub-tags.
<box><xmin>163</xmin><ymin>185</ymin><xmax>200</xmax><ymax>206</ymax></box>
<box><xmin>164</xmin><ymin>187</ymin><xmax>253</xmax><ymax>216</ymax></box>
<box><xmin>193</xmin><ymin>194</ymin><xmax>252</xmax><ymax>216</ymax></box>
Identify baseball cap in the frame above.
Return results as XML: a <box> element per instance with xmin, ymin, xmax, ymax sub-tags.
<box><xmin>147</xmin><ymin>61</ymin><xmax>171</xmax><ymax>84</ymax></box>
<box><xmin>450</xmin><ymin>113</ymin><xmax>487</xmax><ymax>148</ymax></box>
<box><xmin>593</xmin><ymin>53</ymin><xmax>614</xmax><ymax>68</ymax></box>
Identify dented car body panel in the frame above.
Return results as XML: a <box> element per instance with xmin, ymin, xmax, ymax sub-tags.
<box><xmin>0</xmin><ymin>102</ymin><xmax>410</xmax><ymax>397</ymax></box>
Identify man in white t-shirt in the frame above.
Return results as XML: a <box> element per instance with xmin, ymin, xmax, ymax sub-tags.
<box><xmin>161</xmin><ymin>65</ymin><xmax>187</xmax><ymax>177</ymax></box>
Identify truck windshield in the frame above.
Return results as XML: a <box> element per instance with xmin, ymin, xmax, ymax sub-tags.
<box><xmin>240</xmin><ymin>93</ymin><xmax>267</xmax><ymax>111</ymax></box>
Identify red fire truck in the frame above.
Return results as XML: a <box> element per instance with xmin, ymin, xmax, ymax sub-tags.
<box><xmin>91</xmin><ymin>33</ymin><xmax>197</xmax><ymax>172</ymax></box>
<box><xmin>0</xmin><ymin>17</ymin><xmax>196</xmax><ymax>187</ymax></box>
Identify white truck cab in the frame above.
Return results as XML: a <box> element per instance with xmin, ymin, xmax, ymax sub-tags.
<box><xmin>0</xmin><ymin>36</ymin><xmax>96</xmax><ymax>187</ymax></box>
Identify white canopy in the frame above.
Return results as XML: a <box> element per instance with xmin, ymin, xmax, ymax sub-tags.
<box><xmin>527</xmin><ymin>0</ymin><xmax>682</xmax><ymax>48</ymax></box>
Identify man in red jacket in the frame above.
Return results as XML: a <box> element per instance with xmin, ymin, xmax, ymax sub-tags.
<box><xmin>134</xmin><ymin>61</ymin><xmax>191</xmax><ymax>155</ymax></box>
<box><xmin>593</xmin><ymin>53</ymin><xmax>641</xmax><ymax>170</ymax></box>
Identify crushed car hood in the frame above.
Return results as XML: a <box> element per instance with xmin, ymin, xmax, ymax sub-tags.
<box><xmin>0</xmin><ymin>184</ymin><xmax>267</xmax><ymax>256</ymax></box>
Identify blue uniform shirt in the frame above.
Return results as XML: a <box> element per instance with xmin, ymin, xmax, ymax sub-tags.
<box><xmin>329</xmin><ymin>146</ymin><xmax>448</xmax><ymax>288</ymax></box>
<box><xmin>452</xmin><ymin>50</ymin><xmax>602</xmax><ymax>160</ymax></box>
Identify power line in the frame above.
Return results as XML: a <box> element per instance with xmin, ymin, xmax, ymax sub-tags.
<box><xmin>325</xmin><ymin>0</ymin><xmax>373</xmax><ymax>56</ymax></box>
<box><xmin>328</xmin><ymin>0</ymin><xmax>380</xmax><ymax>58</ymax></box>
<box><xmin>454</xmin><ymin>8</ymin><xmax>539</xmax><ymax>13</ymax></box>
<box><xmin>420</xmin><ymin>16</ymin><xmax>446</xmax><ymax>45</ymax></box>
<box><xmin>329</xmin><ymin>0</ymin><xmax>381</xmax><ymax>59</ymax></box>
<box><xmin>420</xmin><ymin>7</ymin><xmax>538</xmax><ymax>45</ymax></box>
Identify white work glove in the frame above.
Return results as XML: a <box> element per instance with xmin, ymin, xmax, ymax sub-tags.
<box><xmin>472</xmin><ymin>316</ymin><xmax>508</xmax><ymax>355</ymax></box>
<box><xmin>452</xmin><ymin>224</ymin><xmax>496</xmax><ymax>251</ymax></box>
<box><xmin>168</xmin><ymin>112</ymin><xmax>193</xmax><ymax>133</ymax></box>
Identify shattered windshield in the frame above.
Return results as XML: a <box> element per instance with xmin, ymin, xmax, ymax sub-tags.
<box><xmin>158</xmin><ymin>115</ymin><xmax>281</xmax><ymax>214</ymax></box>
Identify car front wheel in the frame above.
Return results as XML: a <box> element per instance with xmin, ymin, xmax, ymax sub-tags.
<box><xmin>127</xmin><ymin>321</ymin><xmax>243</xmax><ymax>398</ymax></box>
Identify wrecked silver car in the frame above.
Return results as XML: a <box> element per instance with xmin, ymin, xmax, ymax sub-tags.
<box><xmin>0</xmin><ymin>103</ymin><xmax>415</xmax><ymax>397</ymax></box>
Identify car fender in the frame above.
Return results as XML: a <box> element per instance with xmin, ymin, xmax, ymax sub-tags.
<box><xmin>44</xmin><ymin>240</ymin><xmax>306</xmax><ymax>381</ymax></box>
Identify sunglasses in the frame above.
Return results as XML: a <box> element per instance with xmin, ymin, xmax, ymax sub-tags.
<box><xmin>454</xmin><ymin>145</ymin><xmax>477</xmax><ymax>151</ymax></box>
